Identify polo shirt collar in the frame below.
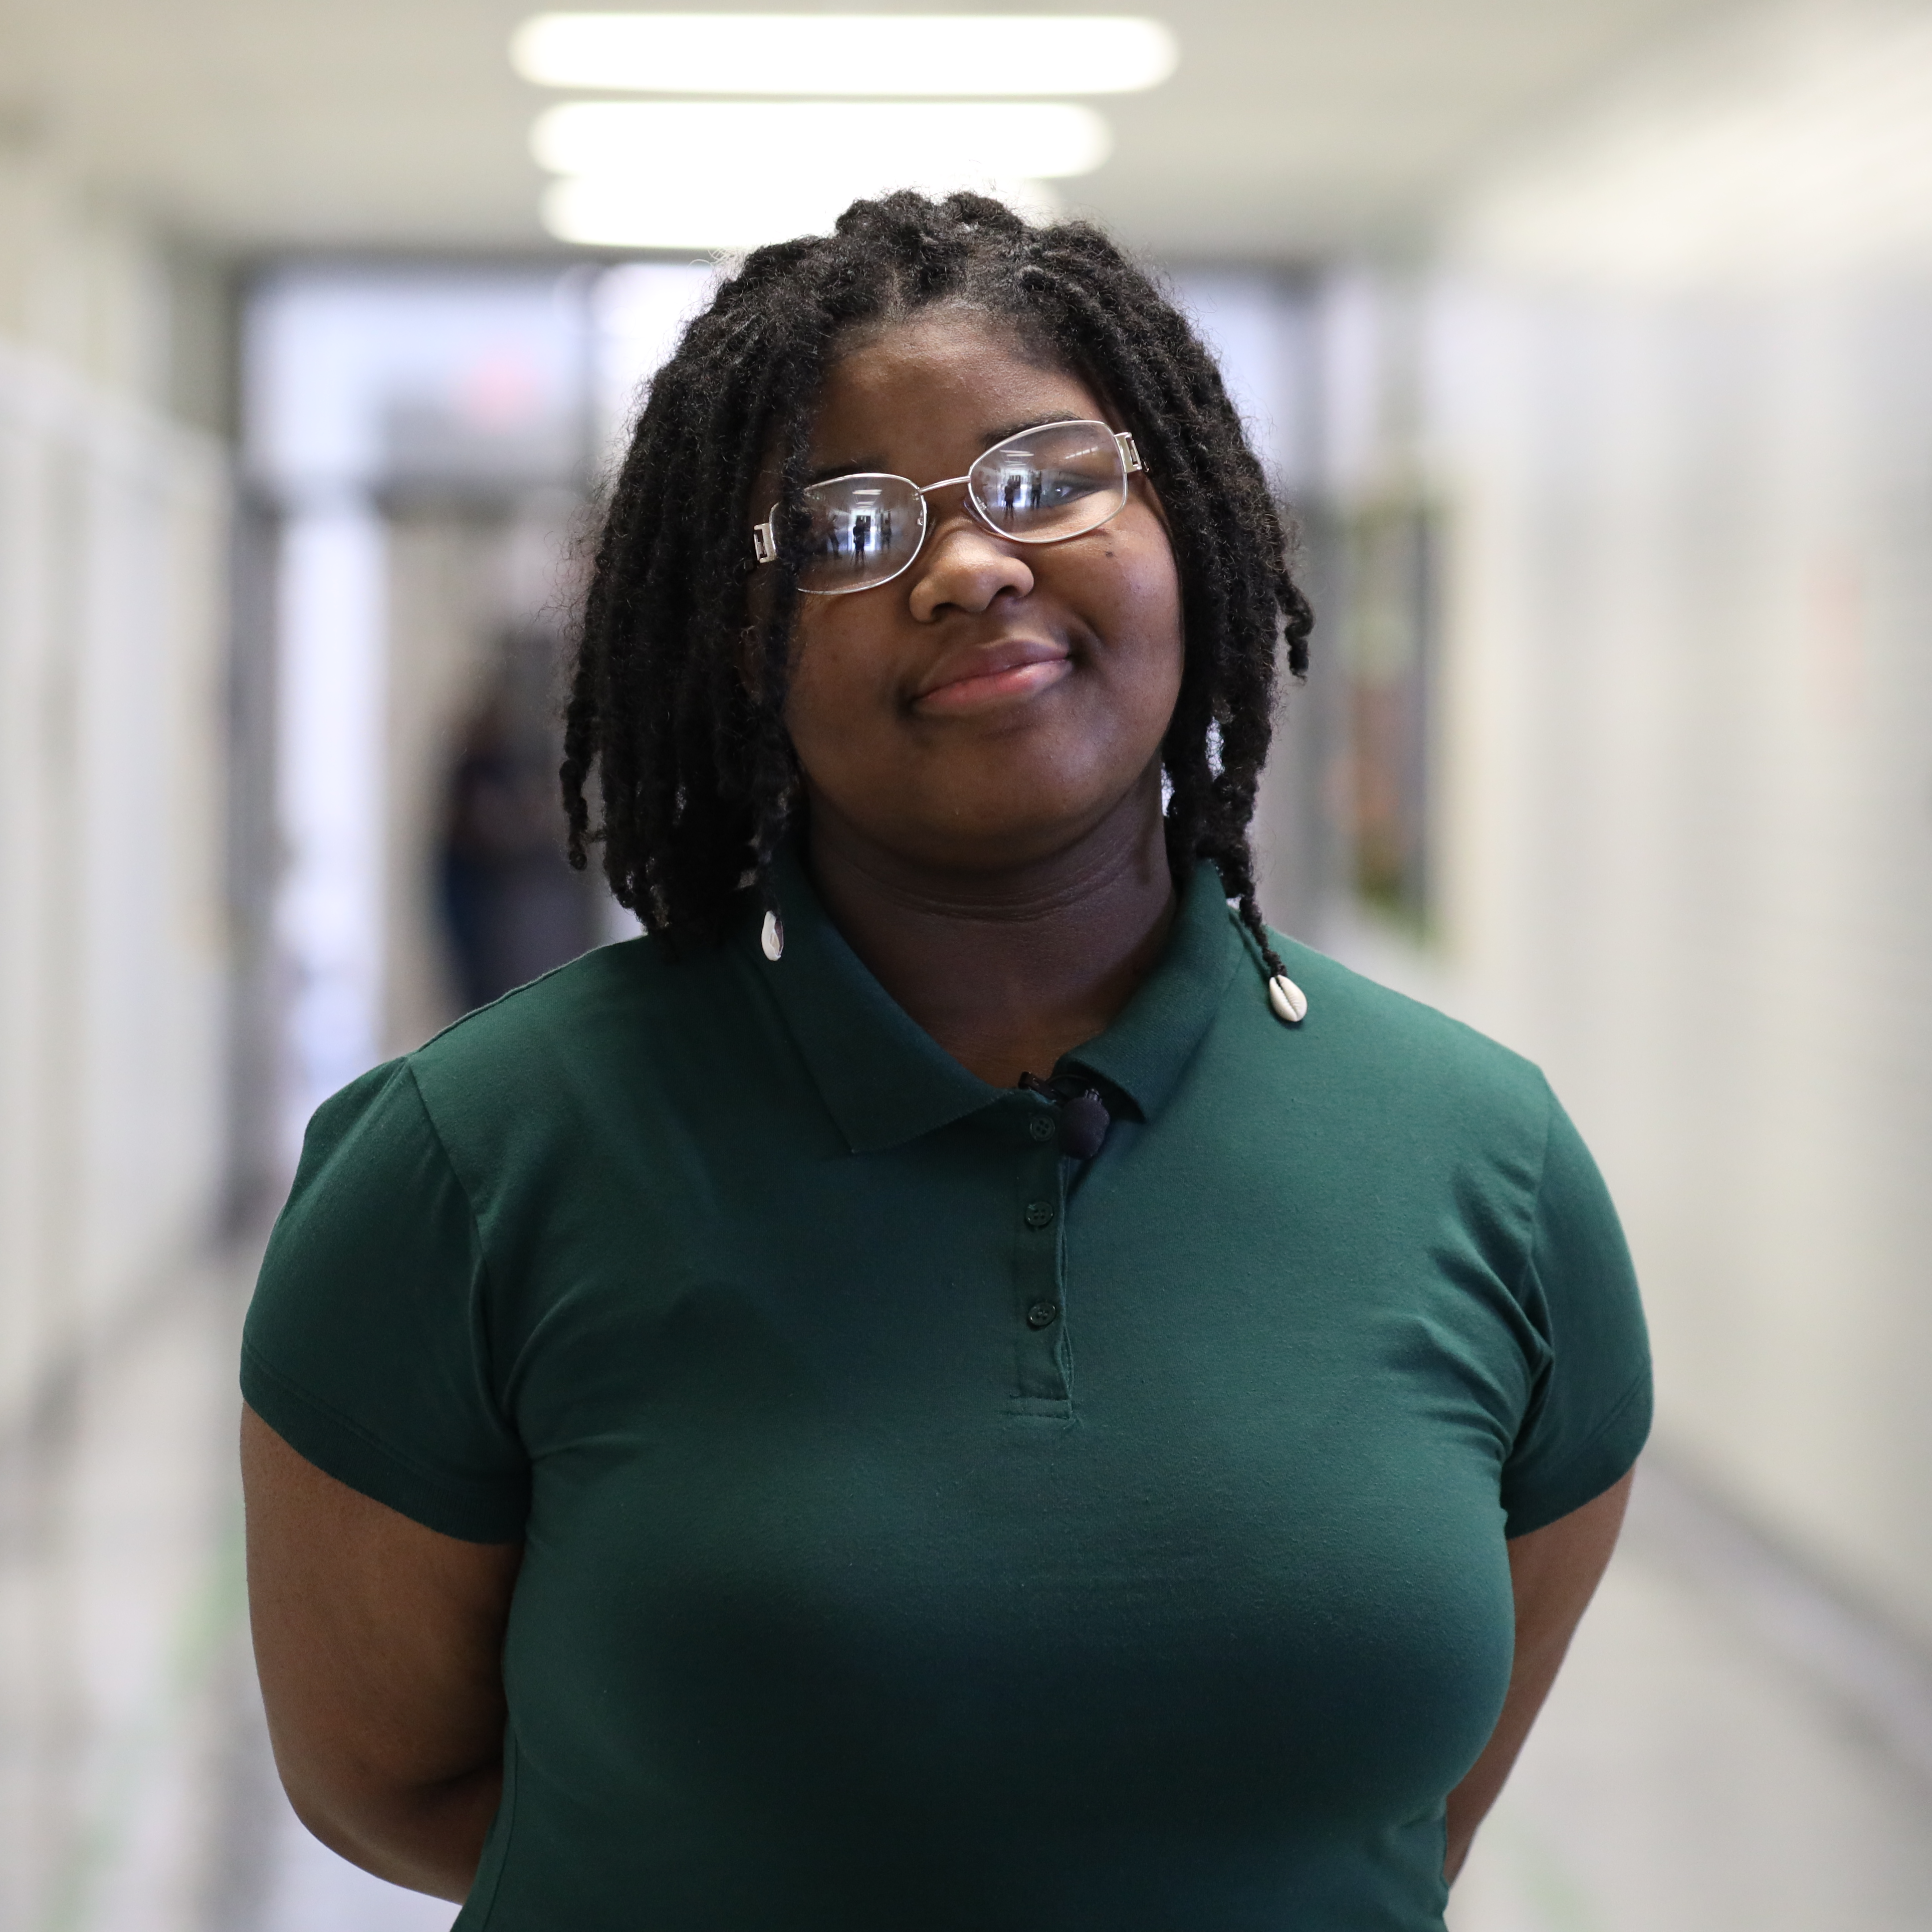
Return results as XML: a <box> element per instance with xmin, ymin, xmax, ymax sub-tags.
<box><xmin>760</xmin><ymin>840</ymin><xmax>997</xmax><ymax>1154</ymax></box>
<box><xmin>1060</xmin><ymin>858</ymin><xmax>1244</xmax><ymax>1122</ymax></box>
<box><xmin>757</xmin><ymin>839</ymin><xmax>1243</xmax><ymax>1154</ymax></box>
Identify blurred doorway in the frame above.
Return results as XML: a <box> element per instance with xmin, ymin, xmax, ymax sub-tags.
<box><xmin>239</xmin><ymin>261</ymin><xmax>715</xmax><ymax>1170</ymax></box>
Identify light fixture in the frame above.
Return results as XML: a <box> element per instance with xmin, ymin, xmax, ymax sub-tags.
<box><xmin>545</xmin><ymin>173</ymin><xmax>1062</xmax><ymax>250</ymax></box>
<box><xmin>511</xmin><ymin>12</ymin><xmax>1176</xmax><ymax>98</ymax></box>
<box><xmin>532</xmin><ymin>101</ymin><xmax>1100</xmax><ymax>247</ymax></box>
<box><xmin>531</xmin><ymin>99</ymin><xmax>1109</xmax><ymax>181</ymax></box>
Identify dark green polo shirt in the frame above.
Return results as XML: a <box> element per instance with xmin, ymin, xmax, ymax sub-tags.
<box><xmin>242</xmin><ymin>850</ymin><xmax>1649</xmax><ymax>1932</ymax></box>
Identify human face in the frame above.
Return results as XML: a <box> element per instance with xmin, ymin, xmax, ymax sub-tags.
<box><xmin>779</xmin><ymin>309</ymin><xmax>1185</xmax><ymax>877</ymax></box>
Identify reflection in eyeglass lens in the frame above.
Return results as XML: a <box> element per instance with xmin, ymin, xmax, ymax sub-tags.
<box><xmin>816</xmin><ymin>485</ymin><xmax>905</xmax><ymax>576</ymax></box>
<box><xmin>974</xmin><ymin>427</ymin><xmax>1119</xmax><ymax>534</ymax></box>
<box><xmin>795</xmin><ymin>425</ymin><xmax>1127</xmax><ymax>590</ymax></box>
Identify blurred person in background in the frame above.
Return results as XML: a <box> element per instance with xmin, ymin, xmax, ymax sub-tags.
<box><xmin>238</xmin><ymin>192</ymin><xmax>1649</xmax><ymax>1930</ymax></box>
<box><xmin>440</xmin><ymin>629</ymin><xmax>603</xmax><ymax>1015</ymax></box>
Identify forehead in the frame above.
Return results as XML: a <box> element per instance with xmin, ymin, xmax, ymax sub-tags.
<box><xmin>809</xmin><ymin>308</ymin><xmax>1105</xmax><ymax>466</ymax></box>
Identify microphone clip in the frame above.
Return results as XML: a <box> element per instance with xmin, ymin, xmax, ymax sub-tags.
<box><xmin>1017</xmin><ymin>1071</ymin><xmax>1111</xmax><ymax>1162</ymax></box>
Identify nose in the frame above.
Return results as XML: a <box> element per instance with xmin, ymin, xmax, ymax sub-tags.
<box><xmin>906</xmin><ymin>513</ymin><xmax>1035</xmax><ymax>621</ymax></box>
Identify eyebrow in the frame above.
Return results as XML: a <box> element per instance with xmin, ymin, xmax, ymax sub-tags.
<box><xmin>802</xmin><ymin>411</ymin><xmax>1092</xmax><ymax>489</ymax></box>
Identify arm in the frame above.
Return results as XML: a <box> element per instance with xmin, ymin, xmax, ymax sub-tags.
<box><xmin>1443</xmin><ymin>1468</ymin><xmax>1634</xmax><ymax>1882</ymax></box>
<box><xmin>241</xmin><ymin>1403</ymin><xmax>524</xmax><ymax>1901</ymax></box>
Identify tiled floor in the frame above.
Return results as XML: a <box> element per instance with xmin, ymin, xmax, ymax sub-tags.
<box><xmin>5</xmin><ymin>1248</ymin><xmax>1929</xmax><ymax>1932</ymax></box>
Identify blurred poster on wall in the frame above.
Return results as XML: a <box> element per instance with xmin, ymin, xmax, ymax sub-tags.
<box><xmin>1336</xmin><ymin>496</ymin><xmax>1436</xmax><ymax>934</ymax></box>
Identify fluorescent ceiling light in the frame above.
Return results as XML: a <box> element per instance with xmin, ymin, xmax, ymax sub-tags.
<box><xmin>545</xmin><ymin>172</ymin><xmax>1061</xmax><ymax>250</ymax></box>
<box><xmin>532</xmin><ymin>100</ymin><xmax>1111</xmax><ymax>180</ymax></box>
<box><xmin>511</xmin><ymin>12</ymin><xmax>1176</xmax><ymax>97</ymax></box>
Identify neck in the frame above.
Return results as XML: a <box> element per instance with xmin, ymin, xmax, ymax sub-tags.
<box><xmin>804</xmin><ymin>774</ymin><xmax>1178</xmax><ymax>1089</ymax></box>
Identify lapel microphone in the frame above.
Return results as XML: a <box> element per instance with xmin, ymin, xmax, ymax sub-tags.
<box><xmin>1017</xmin><ymin>1072</ymin><xmax>1111</xmax><ymax>1161</ymax></box>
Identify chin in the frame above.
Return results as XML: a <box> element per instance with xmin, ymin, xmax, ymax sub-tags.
<box><xmin>906</xmin><ymin>792</ymin><xmax>1122</xmax><ymax>869</ymax></box>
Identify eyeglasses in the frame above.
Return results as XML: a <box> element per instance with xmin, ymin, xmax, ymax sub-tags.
<box><xmin>752</xmin><ymin>418</ymin><xmax>1145</xmax><ymax>597</ymax></box>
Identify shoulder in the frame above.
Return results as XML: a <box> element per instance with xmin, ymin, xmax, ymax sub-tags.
<box><xmin>416</xmin><ymin>933</ymin><xmax>704</xmax><ymax>1053</ymax></box>
<box><xmin>412</xmin><ymin>931</ymin><xmax>747</xmax><ymax>1083</ymax></box>
<box><xmin>1204</xmin><ymin>921</ymin><xmax>1562</xmax><ymax>1206</ymax></box>
<box><xmin>365</xmin><ymin>932</ymin><xmax>769</xmax><ymax>1177</ymax></box>
<box><xmin>1261</xmin><ymin>926</ymin><xmax>1554</xmax><ymax>1127</ymax></box>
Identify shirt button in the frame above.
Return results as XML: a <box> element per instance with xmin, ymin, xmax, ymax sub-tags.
<box><xmin>1028</xmin><ymin>1116</ymin><xmax>1055</xmax><ymax>1143</ymax></box>
<box><xmin>1026</xmin><ymin>1301</ymin><xmax>1061</xmax><ymax>1329</ymax></box>
<box><xmin>1024</xmin><ymin>1200</ymin><xmax>1055</xmax><ymax>1229</ymax></box>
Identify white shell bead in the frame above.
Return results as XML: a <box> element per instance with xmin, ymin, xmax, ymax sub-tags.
<box><xmin>1268</xmin><ymin>974</ymin><xmax>1308</xmax><ymax>1025</ymax></box>
<box><xmin>760</xmin><ymin>911</ymin><xmax>785</xmax><ymax>961</ymax></box>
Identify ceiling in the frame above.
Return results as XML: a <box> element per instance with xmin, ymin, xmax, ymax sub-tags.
<box><xmin>0</xmin><ymin>0</ymin><xmax>1742</xmax><ymax>261</ymax></box>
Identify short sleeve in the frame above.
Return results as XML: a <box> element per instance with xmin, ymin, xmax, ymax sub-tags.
<box><xmin>241</xmin><ymin>1058</ymin><xmax>531</xmax><ymax>1542</ymax></box>
<box><xmin>1499</xmin><ymin>1091</ymin><xmax>1653</xmax><ymax>1537</ymax></box>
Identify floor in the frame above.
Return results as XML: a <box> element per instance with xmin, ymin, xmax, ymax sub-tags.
<box><xmin>4</xmin><ymin>1250</ymin><xmax>1928</xmax><ymax>1932</ymax></box>
<box><xmin>1448</xmin><ymin>1496</ymin><xmax>1932</xmax><ymax>1932</ymax></box>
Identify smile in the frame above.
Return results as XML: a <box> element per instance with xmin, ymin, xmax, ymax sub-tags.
<box><xmin>911</xmin><ymin>641</ymin><xmax>1074</xmax><ymax>716</ymax></box>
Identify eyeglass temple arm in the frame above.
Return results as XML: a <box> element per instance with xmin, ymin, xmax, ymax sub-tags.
<box><xmin>752</xmin><ymin>431</ymin><xmax>1145</xmax><ymax>565</ymax></box>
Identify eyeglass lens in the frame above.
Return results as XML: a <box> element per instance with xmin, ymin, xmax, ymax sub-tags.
<box><xmin>793</xmin><ymin>420</ymin><xmax>1129</xmax><ymax>595</ymax></box>
<box><xmin>970</xmin><ymin>422</ymin><xmax>1127</xmax><ymax>541</ymax></box>
<box><xmin>800</xmin><ymin>477</ymin><xmax>925</xmax><ymax>592</ymax></box>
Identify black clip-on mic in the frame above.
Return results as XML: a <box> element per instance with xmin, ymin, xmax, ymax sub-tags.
<box><xmin>1017</xmin><ymin>1072</ymin><xmax>1111</xmax><ymax>1161</ymax></box>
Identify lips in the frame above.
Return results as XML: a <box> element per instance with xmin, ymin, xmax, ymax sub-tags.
<box><xmin>911</xmin><ymin>638</ymin><xmax>1072</xmax><ymax>716</ymax></box>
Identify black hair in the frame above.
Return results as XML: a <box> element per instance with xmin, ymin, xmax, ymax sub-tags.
<box><xmin>562</xmin><ymin>189</ymin><xmax>1312</xmax><ymax>983</ymax></box>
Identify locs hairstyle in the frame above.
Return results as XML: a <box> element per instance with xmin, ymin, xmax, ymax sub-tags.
<box><xmin>562</xmin><ymin>189</ymin><xmax>1313</xmax><ymax>980</ymax></box>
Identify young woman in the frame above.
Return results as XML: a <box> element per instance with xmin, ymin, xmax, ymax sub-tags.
<box><xmin>241</xmin><ymin>192</ymin><xmax>1648</xmax><ymax>1930</ymax></box>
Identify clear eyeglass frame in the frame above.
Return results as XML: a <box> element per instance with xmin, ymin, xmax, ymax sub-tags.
<box><xmin>752</xmin><ymin>419</ymin><xmax>1145</xmax><ymax>596</ymax></box>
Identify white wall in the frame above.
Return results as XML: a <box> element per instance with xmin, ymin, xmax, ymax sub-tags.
<box><xmin>1411</xmin><ymin>0</ymin><xmax>1932</xmax><ymax>1642</ymax></box>
<box><xmin>0</xmin><ymin>155</ymin><xmax>231</xmax><ymax>1427</ymax></box>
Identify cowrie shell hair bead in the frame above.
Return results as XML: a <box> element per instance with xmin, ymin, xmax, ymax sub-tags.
<box><xmin>760</xmin><ymin>911</ymin><xmax>785</xmax><ymax>961</ymax></box>
<box><xmin>1268</xmin><ymin>974</ymin><xmax>1308</xmax><ymax>1024</ymax></box>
